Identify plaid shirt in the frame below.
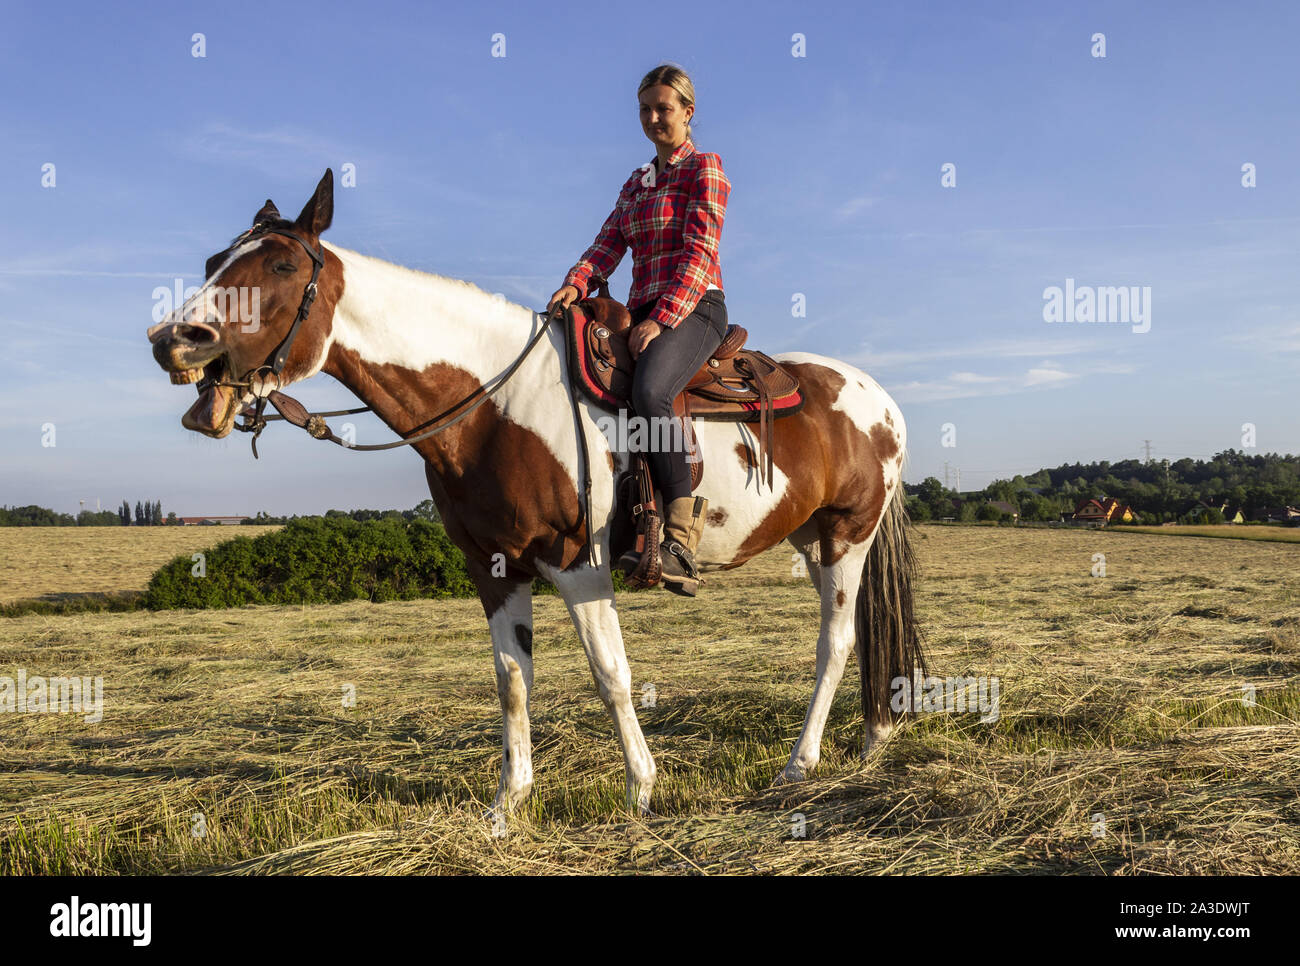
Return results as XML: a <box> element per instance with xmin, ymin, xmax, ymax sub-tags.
<box><xmin>564</xmin><ymin>139</ymin><xmax>730</xmax><ymax>330</ymax></box>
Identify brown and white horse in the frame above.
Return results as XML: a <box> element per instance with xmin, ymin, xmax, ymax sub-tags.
<box><xmin>146</xmin><ymin>170</ymin><xmax>925</xmax><ymax>815</ymax></box>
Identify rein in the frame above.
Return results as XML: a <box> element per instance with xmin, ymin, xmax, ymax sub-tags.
<box><xmin>241</xmin><ymin>307</ymin><xmax>558</xmax><ymax>457</ymax></box>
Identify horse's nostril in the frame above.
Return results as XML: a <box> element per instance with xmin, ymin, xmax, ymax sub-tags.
<box><xmin>173</xmin><ymin>322</ymin><xmax>220</xmax><ymax>345</ymax></box>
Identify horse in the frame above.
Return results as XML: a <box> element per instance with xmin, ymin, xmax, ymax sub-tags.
<box><xmin>145</xmin><ymin>169</ymin><xmax>926</xmax><ymax>816</ymax></box>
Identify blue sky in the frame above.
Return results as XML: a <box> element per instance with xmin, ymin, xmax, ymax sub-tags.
<box><xmin>1</xmin><ymin>0</ymin><xmax>1296</xmax><ymax>516</ymax></box>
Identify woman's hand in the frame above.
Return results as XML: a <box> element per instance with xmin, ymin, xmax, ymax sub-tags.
<box><xmin>547</xmin><ymin>285</ymin><xmax>580</xmax><ymax>314</ymax></box>
<box><xmin>628</xmin><ymin>320</ymin><xmax>663</xmax><ymax>359</ymax></box>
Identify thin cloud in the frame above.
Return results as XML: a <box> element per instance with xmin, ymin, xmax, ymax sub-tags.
<box><xmin>848</xmin><ymin>336</ymin><xmax>1098</xmax><ymax>370</ymax></box>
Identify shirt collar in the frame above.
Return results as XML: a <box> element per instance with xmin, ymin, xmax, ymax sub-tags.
<box><xmin>651</xmin><ymin>138</ymin><xmax>695</xmax><ymax>173</ymax></box>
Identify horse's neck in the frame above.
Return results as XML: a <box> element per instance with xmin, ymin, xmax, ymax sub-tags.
<box><xmin>318</xmin><ymin>242</ymin><xmax>546</xmax><ymax>472</ymax></box>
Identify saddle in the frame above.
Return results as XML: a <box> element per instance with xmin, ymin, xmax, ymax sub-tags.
<box><xmin>563</xmin><ymin>282</ymin><xmax>804</xmax><ymax>590</ymax></box>
<box><xmin>566</xmin><ymin>285</ymin><xmax>803</xmax><ymax>492</ymax></box>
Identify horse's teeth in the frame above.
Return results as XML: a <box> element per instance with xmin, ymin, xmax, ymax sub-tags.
<box><xmin>170</xmin><ymin>368</ymin><xmax>203</xmax><ymax>385</ymax></box>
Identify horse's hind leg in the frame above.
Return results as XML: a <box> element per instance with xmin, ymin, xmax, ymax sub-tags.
<box><xmin>775</xmin><ymin>524</ymin><xmax>870</xmax><ymax>785</ymax></box>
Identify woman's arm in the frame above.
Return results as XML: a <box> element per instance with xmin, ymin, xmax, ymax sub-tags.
<box><xmin>644</xmin><ymin>153</ymin><xmax>731</xmax><ymax>330</ymax></box>
<box><xmin>563</xmin><ymin>182</ymin><xmax>632</xmax><ymax>299</ymax></box>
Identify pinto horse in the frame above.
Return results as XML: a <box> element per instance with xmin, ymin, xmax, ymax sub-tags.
<box><xmin>146</xmin><ymin>170</ymin><xmax>926</xmax><ymax>815</ymax></box>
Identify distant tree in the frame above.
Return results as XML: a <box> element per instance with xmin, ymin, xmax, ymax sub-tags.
<box><xmin>976</xmin><ymin>502</ymin><xmax>1005</xmax><ymax>522</ymax></box>
<box><xmin>153</xmin><ymin>501</ymin><xmax>163</xmax><ymax>526</ymax></box>
<box><xmin>918</xmin><ymin>477</ymin><xmax>947</xmax><ymax>506</ymax></box>
<box><xmin>166</xmin><ymin>511</ymin><xmax>178</xmax><ymax>525</ymax></box>
<box><xmin>1019</xmin><ymin>494</ymin><xmax>1057</xmax><ymax>522</ymax></box>
<box><xmin>412</xmin><ymin>499</ymin><xmax>440</xmax><ymax>523</ymax></box>
<box><xmin>77</xmin><ymin>509</ymin><xmax>121</xmax><ymax>526</ymax></box>
<box><xmin>905</xmin><ymin>495</ymin><xmax>931</xmax><ymax>523</ymax></box>
<box><xmin>134</xmin><ymin>501</ymin><xmax>144</xmax><ymax>526</ymax></box>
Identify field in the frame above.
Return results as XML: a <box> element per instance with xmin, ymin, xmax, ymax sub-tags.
<box><xmin>1</xmin><ymin>525</ymin><xmax>1298</xmax><ymax>875</ymax></box>
<box><xmin>0</xmin><ymin>526</ymin><xmax>282</xmax><ymax>604</ymax></box>
<box><xmin>1110</xmin><ymin>524</ymin><xmax>1300</xmax><ymax>543</ymax></box>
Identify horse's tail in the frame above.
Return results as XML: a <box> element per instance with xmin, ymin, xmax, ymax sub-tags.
<box><xmin>855</xmin><ymin>485</ymin><xmax>927</xmax><ymax>738</ymax></box>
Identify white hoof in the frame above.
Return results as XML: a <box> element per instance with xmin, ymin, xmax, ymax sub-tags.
<box><xmin>863</xmin><ymin>721</ymin><xmax>895</xmax><ymax>757</ymax></box>
<box><xmin>773</xmin><ymin>761</ymin><xmax>813</xmax><ymax>786</ymax></box>
<box><xmin>627</xmin><ymin>777</ymin><xmax>655</xmax><ymax>816</ymax></box>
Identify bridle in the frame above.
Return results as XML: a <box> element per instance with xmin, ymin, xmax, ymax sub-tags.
<box><xmin>198</xmin><ymin>222</ymin><xmax>560</xmax><ymax>459</ymax></box>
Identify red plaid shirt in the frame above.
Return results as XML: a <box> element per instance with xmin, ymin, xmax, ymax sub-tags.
<box><xmin>564</xmin><ymin>139</ymin><xmax>730</xmax><ymax>330</ymax></box>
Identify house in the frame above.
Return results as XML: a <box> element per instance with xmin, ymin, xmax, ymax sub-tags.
<box><xmin>178</xmin><ymin>515</ymin><xmax>248</xmax><ymax>526</ymax></box>
<box><xmin>985</xmin><ymin>500</ymin><xmax>1020</xmax><ymax>522</ymax></box>
<box><xmin>1072</xmin><ymin>497</ymin><xmax>1136</xmax><ymax>525</ymax></box>
<box><xmin>1253</xmin><ymin>506</ymin><xmax>1300</xmax><ymax>525</ymax></box>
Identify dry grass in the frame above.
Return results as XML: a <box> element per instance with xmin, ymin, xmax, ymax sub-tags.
<box><xmin>1111</xmin><ymin>525</ymin><xmax>1300</xmax><ymax>543</ymax></box>
<box><xmin>1</xmin><ymin>526</ymin><xmax>1298</xmax><ymax>874</ymax></box>
<box><xmin>0</xmin><ymin>526</ymin><xmax>281</xmax><ymax>604</ymax></box>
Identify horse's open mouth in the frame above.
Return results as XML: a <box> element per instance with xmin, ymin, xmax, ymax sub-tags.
<box><xmin>180</xmin><ymin>358</ymin><xmax>241</xmax><ymax>439</ymax></box>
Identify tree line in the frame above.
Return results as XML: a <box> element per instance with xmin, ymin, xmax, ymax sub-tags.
<box><xmin>0</xmin><ymin>500</ymin><xmax>172</xmax><ymax>526</ymax></box>
<box><xmin>905</xmin><ymin>450</ymin><xmax>1300</xmax><ymax>524</ymax></box>
<box><xmin>0</xmin><ymin>500</ymin><xmax>441</xmax><ymax>527</ymax></box>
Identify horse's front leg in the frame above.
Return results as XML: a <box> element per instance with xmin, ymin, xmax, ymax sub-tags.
<box><xmin>538</xmin><ymin>562</ymin><xmax>657</xmax><ymax>814</ymax></box>
<box><xmin>473</xmin><ymin>569</ymin><xmax>536</xmax><ymax>814</ymax></box>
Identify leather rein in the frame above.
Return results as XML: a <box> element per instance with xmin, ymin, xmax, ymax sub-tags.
<box><xmin>205</xmin><ymin>223</ymin><xmax>559</xmax><ymax>459</ymax></box>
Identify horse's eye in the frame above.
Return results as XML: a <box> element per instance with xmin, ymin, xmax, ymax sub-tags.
<box><xmin>273</xmin><ymin>262</ymin><xmax>296</xmax><ymax>275</ymax></box>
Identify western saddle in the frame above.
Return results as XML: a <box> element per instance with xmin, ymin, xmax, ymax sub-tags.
<box><xmin>563</xmin><ymin>278</ymin><xmax>803</xmax><ymax>588</ymax></box>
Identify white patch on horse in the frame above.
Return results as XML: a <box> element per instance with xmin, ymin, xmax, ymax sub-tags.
<box><xmin>149</xmin><ymin>238</ymin><xmax>268</xmax><ymax>339</ymax></box>
<box><xmin>321</xmin><ymin>242</ymin><xmax>618</xmax><ymax>562</ymax></box>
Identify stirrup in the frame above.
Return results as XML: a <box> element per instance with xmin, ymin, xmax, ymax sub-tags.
<box><xmin>659</xmin><ymin>540</ymin><xmax>701</xmax><ymax>597</ymax></box>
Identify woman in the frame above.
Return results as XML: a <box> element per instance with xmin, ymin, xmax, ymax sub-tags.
<box><xmin>548</xmin><ymin>64</ymin><xmax>731</xmax><ymax>596</ymax></box>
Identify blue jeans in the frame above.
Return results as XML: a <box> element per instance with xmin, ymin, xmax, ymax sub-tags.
<box><xmin>628</xmin><ymin>290</ymin><xmax>728</xmax><ymax>504</ymax></box>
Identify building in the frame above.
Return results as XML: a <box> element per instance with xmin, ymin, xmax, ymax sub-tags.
<box><xmin>178</xmin><ymin>515</ymin><xmax>248</xmax><ymax>526</ymax></box>
<box><xmin>985</xmin><ymin>500</ymin><xmax>1020</xmax><ymax>522</ymax></box>
<box><xmin>1253</xmin><ymin>506</ymin><xmax>1300</xmax><ymax>525</ymax></box>
<box><xmin>1071</xmin><ymin>497</ymin><xmax>1136</xmax><ymax>525</ymax></box>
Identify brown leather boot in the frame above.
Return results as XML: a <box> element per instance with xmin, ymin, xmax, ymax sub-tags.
<box><xmin>660</xmin><ymin>496</ymin><xmax>707</xmax><ymax>596</ymax></box>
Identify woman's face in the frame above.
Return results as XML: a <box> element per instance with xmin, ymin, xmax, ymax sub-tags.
<box><xmin>639</xmin><ymin>84</ymin><xmax>692</xmax><ymax>150</ymax></box>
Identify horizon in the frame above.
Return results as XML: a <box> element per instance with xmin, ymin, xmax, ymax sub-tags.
<box><xmin>3</xmin><ymin>0</ymin><xmax>1297</xmax><ymax>516</ymax></box>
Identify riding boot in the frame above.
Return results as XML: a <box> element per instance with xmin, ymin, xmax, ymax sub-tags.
<box><xmin>660</xmin><ymin>496</ymin><xmax>708</xmax><ymax>597</ymax></box>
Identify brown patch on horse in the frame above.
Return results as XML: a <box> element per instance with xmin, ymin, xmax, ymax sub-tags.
<box><xmin>727</xmin><ymin>364</ymin><xmax>893</xmax><ymax>568</ymax></box>
<box><xmin>836</xmin><ymin>589</ymin><xmax>846</xmax><ymax>607</ymax></box>
<box><xmin>707</xmin><ymin>508</ymin><xmax>728</xmax><ymax>527</ymax></box>
<box><xmin>869</xmin><ymin>422</ymin><xmax>900</xmax><ymax>462</ymax></box>
<box><xmin>324</xmin><ymin>348</ymin><xmax>588</xmax><ymax>618</ymax></box>
<box><xmin>208</xmin><ymin>228</ymin><xmax>345</xmax><ymax>387</ymax></box>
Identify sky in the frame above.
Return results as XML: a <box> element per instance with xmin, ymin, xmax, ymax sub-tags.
<box><xmin>1</xmin><ymin>0</ymin><xmax>1297</xmax><ymax>517</ymax></box>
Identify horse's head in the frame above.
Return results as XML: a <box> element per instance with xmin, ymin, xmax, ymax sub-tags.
<box><xmin>147</xmin><ymin>169</ymin><xmax>337</xmax><ymax>438</ymax></box>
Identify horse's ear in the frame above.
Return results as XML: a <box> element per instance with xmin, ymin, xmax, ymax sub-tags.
<box><xmin>254</xmin><ymin>199</ymin><xmax>280</xmax><ymax>224</ymax></box>
<box><xmin>294</xmin><ymin>169</ymin><xmax>334</xmax><ymax>236</ymax></box>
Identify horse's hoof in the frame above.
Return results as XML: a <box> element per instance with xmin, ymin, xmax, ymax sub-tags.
<box><xmin>862</xmin><ymin>722</ymin><xmax>895</xmax><ymax>757</ymax></box>
<box><xmin>772</xmin><ymin>764</ymin><xmax>809</xmax><ymax>786</ymax></box>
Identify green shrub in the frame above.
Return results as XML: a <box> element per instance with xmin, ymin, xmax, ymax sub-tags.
<box><xmin>143</xmin><ymin>517</ymin><xmax>475</xmax><ymax>610</ymax></box>
<box><xmin>142</xmin><ymin>516</ymin><xmax>638</xmax><ymax>610</ymax></box>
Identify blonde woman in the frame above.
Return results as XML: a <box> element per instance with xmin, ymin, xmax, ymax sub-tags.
<box><xmin>549</xmin><ymin>64</ymin><xmax>731</xmax><ymax>595</ymax></box>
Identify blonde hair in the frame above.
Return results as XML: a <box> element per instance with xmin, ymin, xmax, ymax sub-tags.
<box><xmin>638</xmin><ymin>63</ymin><xmax>696</xmax><ymax>141</ymax></box>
